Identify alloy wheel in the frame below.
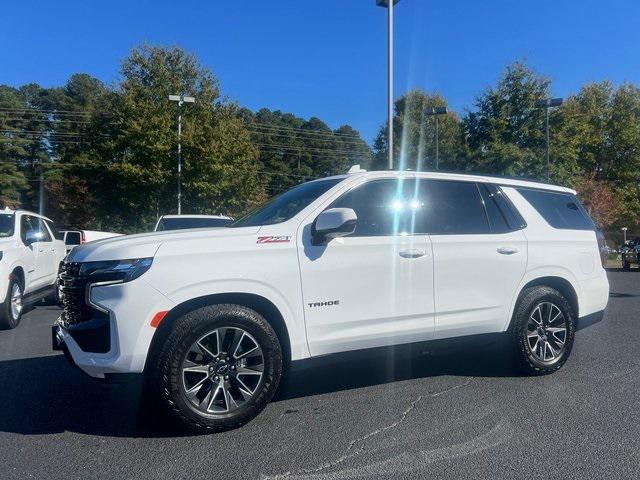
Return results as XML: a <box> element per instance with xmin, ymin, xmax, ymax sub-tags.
<box><xmin>526</xmin><ymin>301</ymin><xmax>567</xmax><ymax>363</ymax></box>
<box><xmin>10</xmin><ymin>283</ymin><xmax>22</xmax><ymax>320</ymax></box>
<box><xmin>181</xmin><ymin>327</ymin><xmax>265</xmax><ymax>414</ymax></box>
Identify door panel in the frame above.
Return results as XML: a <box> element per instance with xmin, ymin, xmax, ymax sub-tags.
<box><xmin>298</xmin><ymin>178</ymin><xmax>436</xmax><ymax>356</ymax></box>
<box><xmin>431</xmin><ymin>231</ymin><xmax>527</xmax><ymax>337</ymax></box>
<box><xmin>299</xmin><ymin>234</ymin><xmax>434</xmax><ymax>356</ymax></box>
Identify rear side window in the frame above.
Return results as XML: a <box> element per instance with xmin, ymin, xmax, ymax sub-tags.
<box><xmin>45</xmin><ymin>220</ymin><xmax>64</xmax><ymax>240</ymax></box>
<box><xmin>517</xmin><ymin>188</ymin><xmax>595</xmax><ymax>230</ymax></box>
<box><xmin>425</xmin><ymin>180</ymin><xmax>489</xmax><ymax>235</ymax></box>
<box><xmin>65</xmin><ymin>231</ymin><xmax>82</xmax><ymax>245</ymax></box>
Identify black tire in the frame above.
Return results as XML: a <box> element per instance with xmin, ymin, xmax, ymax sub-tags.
<box><xmin>152</xmin><ymin>304</ymin><xmax>283</xmax><ymax>433</ymax></box>
<box><xmin>0</xmin><ymin>275</ymin><xmax>23</xmax><ymax>330</ymax></box>
<box><xmin>512</xmin><ymin>286</ymin><xmax>576</xmax><ymax>376</ymax></box>
<box><xmin>622</xmin><ymin>257</ymin><xmax>630</xmax><ymax>271</ymax></box>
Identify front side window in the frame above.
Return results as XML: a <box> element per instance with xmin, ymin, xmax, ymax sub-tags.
<box><xmin>330</xmin><ymin>179</ymin><xmax>429</xmax><ymax>237</ymax></box>
<box><xmin>21</xmin><ymin>216</ymin><xmax>52</xmax><ymax>243</ymax></box>
<box><xmin>0</xmin><ymin>214</ymin><xmax>15</xmax><ymax>238</ymax></box>
<box><xmin>231</xmin><ymin>178</ymin><xmax>342</xmax><ymax>227</ymax></box>
<box><xmin>517</xmin><ymin>188</ymin><xmax>595</xmax><ymax>230</ymax></box>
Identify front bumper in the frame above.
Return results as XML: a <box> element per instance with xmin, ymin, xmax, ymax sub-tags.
<box><xmin>53</xmin><ymin>277</ymin><xmax>175</xmax><ymax>379</ymax></box>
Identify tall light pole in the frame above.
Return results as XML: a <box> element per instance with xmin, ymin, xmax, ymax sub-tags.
<box><xmin>535</xmin><ymin>97</ymin><xmax>563</xmax><ymax>183</ymax></box>
<box><xmin>377</xmin><ymin>0</ymin><xmax>400</xmax><ymax>170</ymax></box>
<box><xmin>425</xmin><ymin>106</ymin><xmax>447</xmax><ymax>170</ymax></box>
<box><xmin>169</xmin><ymin>94</ymin><xmax>195</xmax><ymax>215</ymax></box>
<box><xmin>622</xmin><ymin>227</ymin><xmax>628</xmax><ymax>244</ymax></box>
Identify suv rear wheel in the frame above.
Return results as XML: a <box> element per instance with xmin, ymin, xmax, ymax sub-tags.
<box><xmin>153</xmin><ymin>304</ymin><xmax>283</xmax><ymax>432</ymax></box>
<box><xmin>0</xmin><ymin>276</ymin><xmax>23</xmax><ymax>330</ymax></box>
<box><xmin>513</xmin><ymin>286</ymin><xmax>576</xmax><ymax>375</ymax></box>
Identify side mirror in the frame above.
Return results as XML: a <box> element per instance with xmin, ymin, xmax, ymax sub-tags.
<box><xmin>25</xmin><ymin>229</ymin><xmax>44</xmax><ymax>245</ymax></box>
<box><xmin>312</xmin><ymin>208</ymin><xmax>357</xmax><ymax>244</ymax></box>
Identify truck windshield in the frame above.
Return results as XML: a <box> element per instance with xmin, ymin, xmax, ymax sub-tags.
<box><xmin>0</xmin><ymin>214</ymin><xmax>15</xmax><ymax>237</ymax></box>
<box><xmin>230</xmin><ymin>178</ymin><xmax>342</xmax><ymax>227</ymax></box>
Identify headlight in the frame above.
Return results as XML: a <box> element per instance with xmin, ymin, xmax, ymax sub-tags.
<box><xmin>79</xmin><ymin>258</ymin><xmax>153</xmax><ymax>283</ymax></box>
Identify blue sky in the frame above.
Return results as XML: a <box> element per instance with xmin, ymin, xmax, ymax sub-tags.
<box><xmin>1</xmin><ymin>0</ymin><xmax>639</xmax><ymax>143</ymax></box>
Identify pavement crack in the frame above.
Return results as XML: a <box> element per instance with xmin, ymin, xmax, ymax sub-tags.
<box><xmin>263</xmin><ymin>377</ymin><xmax>473</xmax><ymax>480</ymax></box>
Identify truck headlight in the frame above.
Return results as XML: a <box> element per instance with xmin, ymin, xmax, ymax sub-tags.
<box><xmin>79</xmin><ymin>258</ymin><xmax>153</xmax><ymax>283</ymax></box>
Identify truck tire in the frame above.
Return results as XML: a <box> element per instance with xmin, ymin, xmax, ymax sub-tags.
<box><xmin>152</xmin><ymin>304</ymin><xmax>283</xmax><ymax>433</ymax></box>
<box><xmin>512</xmin><ymin>286</ymin><xmax>576</xmax><ymax>376</ymax></box>
<box><xmin>0</xmin><ymin>276</ymin><xmax>24</xmax><ymax>330</ymax></box>
<box><xmin>622</xmin><ymin>257</ymin><xmax>630</xmax><ymax>271</ymax></box>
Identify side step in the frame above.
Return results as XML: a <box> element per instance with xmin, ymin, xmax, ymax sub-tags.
<box><xmin>23</xmin><ymin>284</ymin><xmax>56</xmax><ymax>306</ymax></box>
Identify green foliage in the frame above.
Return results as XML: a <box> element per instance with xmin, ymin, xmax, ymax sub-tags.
<box><xmin>245</xmin><ymin>109</ymin><xmax>371</xmax><ymax>196</ymax></box>
<box><xmin>372</xmin><ymin>90</ymin><xmax>464</xmax><ymax>171</ymax></box>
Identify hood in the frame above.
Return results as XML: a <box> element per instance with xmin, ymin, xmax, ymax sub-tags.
<box><xmin>67</xmin><ymin>226</ymin><xmax>261</xmax><ymax>262</ymax></box>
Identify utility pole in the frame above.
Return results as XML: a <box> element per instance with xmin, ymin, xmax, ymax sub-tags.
<box><xmin>622</xmin><ymin>227</ymin><xmax>628</xmax><ymax>244</ymax></box>
<box><xmin>425</xmin><ymin>106</ymin><xmax>447</xmax><ymax>170</ymax></box>
<box><xmin>169</xmin><ymin>94</ymin><xmax>195</xmax><ymax>215</ymax></box>
<box><xmin>534</xmin><ymin>97</ymin><xmax>563</xmax><ymax>182</ymax></box>
<box><xmin>377</xmin><ymin>0</ymin><xmax>401</xmax><ymax>170</ymax></box>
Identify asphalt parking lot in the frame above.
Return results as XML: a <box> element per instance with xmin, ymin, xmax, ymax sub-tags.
<box><xmin>1</xmin><ymin>270</ymin><xmax>639</xmax><ymax>480</ymax></box>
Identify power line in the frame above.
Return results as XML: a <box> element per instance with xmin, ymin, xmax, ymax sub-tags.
<box><xmin>249</xmin><ymin>122</ymin><xmax>363</xmax><ymax>140</ymax></box>
<box><xmin>248</xmin><ymin>128</ymin><xmax>369</xmax><ymax>147</ymax></box>
<box><xmin>255</xmin><ymin>142</ymin><xmax>371</xmax><ymax>157</ymax></box>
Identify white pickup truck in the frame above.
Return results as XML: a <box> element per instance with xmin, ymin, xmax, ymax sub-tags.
<box><xmin>0</xmin><ymin>209</ymin><xmax>67</xmax><ymax>329</ymax></box>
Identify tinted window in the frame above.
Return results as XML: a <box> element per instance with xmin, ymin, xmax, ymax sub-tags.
<box><xmin>46</xmin><ymin>220</ymin><xmax>64</xmax><ymax>240</ymax></box>
<box><xmin>517</xmin><ymin>188</ymin><xmax>595</xmax><ymax>230</ymax></box>
<box><xmin>330</xmin><ymin>179</ymin><xmax>429</xmax><ymax>236</ymax></box>
<box><xmin>0</xmin><ymin>214</ymin><xmax>15</xmax><ymax>238</ymax></box>
<box><xmin>21</xmin><ymin>216</ymin><xmax>52</xmax><ymax>243</ymax></box>
<box><xmin>157</xmin><ymin>217</ymin><xmax>233</xmax><ymax>231</ymax></box>
<box><xmin>425</xmin><ymin>181</ymin><xmax>489</xmax><ymax>234</ymax></box>
<box><xmin>479</xmin><ymin>184</ymin><xmax>511</xmax><ymax>233</ymax></box>
<box><xmin>231</xmin><ymin>178</ymin><xmax>342</xmax><ymax>227</ymax></box>
<box><xmin>65</xmin><ymin>231</ymin><xmax>82</xmax><ymax>245</ymax></box>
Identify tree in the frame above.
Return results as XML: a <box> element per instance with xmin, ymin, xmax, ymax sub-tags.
<box><xmin>554</xmin><ymin>82</ymin><xmax>640</xmax><ymax>230</ymax></box>
<box><xmin>574</xmin><ymin>173</ymin><xmax>623</xmax><ymax>229</ymax></box>
<box><xmin>372</xmin><ymin>90</ymin><xmax>464</xmax><ymax>171</ymax></box>
<box><xmin>463</xmin><ymin>62</ymin><xmax>549</xmax><ymax>178</ymax></box>
<box><xmin>76</xmin><ymin>45</ymin><xmax>266</xmax><ymax>231</ymax></box>
<box><xmin>0</xmin><ymin>163</ymin><xmax>28</xmax><ymax>208</ymax></box>
<box><xmin>245</xmin><ymin>108</ymin><xmax>371</xmax><ymax>196</ymax></box>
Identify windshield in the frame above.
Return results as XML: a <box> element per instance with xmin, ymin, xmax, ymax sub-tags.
<box><xmin>156</xmin><ymin>217</ymin><xmax>233</xmax><ymax>231</ymax></box>
<box><xmin>229</xmin><ymin>178</ymin><xmax>342</xmax><ymax>227</ymax></box>
<box><xmin>0</xmin><ymin>214</ymin><xmax>15</xmax><ymax>238</ymax></box>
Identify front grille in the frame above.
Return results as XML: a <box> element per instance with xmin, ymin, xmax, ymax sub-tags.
<box><xmin>59</xmin><ymin>262</ymin><xmax>93</xmax><ymax>325</ymax></box>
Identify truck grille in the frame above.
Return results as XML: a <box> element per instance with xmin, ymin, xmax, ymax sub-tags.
<box><xmin>59</xmin><ymin>262</ymin><xmax>93</xmax><ymax>325</ymax></box>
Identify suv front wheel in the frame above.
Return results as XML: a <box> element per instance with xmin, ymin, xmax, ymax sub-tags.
<box><xmin>153</xmin><ymin>304</ymin><xmax>283</xmax><ymax>432</ymax></box>
<box><xmin>513</xmin><ymin>286</ymin><xmax>576</xmax><ymax>375</ymax></box>
<box><xmin>0</xmin><ymin>276</ymin><xmax>23</xmax><ymax>330</ymax></box>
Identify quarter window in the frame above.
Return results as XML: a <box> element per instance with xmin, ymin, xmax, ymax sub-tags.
<box><xmin>517</xmin><ymin>188</ymin><xmax>595</xmax><ymax>231</ymax></box>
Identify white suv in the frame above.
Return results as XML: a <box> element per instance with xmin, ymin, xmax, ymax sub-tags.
<box><xmin>0</xmin><ymin>209</ymin><xmax>67</xmax><ymax>329</ymax></box>
<box><xmin>53</xmin><ymin>171</ymin><xmax>609</xmax><ymax>431</ymax></box>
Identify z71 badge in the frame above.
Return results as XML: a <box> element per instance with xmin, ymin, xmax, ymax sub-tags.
<box><xmin>257</xmin><ymin>236</ymin><xmax>291</xmax><ymax>244</ymax></box>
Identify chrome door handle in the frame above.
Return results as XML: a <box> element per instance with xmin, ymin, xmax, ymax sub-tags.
<box><xmin>399</xmin><ymin>249</ymin><xmax>426</xmax><ymax>259</ymax></box>
<box><xmin>497</xmin><ymin>246</ymin><xmax>519</xmax><ymax>255</ymax></box>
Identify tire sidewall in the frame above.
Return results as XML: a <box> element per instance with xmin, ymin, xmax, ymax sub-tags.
<box><xmin>514</xmin><ymin>287</ymin><xmax>576</xmax><ymax>374</ymax></box>
<box><xmin>2</xmin><ymin>276</ymin><xmax>22</xmax><ymax>329</ymax></box>
<box><xmin>158</xmin><ymin>304</ymin><xmax>282</xmax><ymax>431</ymax></box>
